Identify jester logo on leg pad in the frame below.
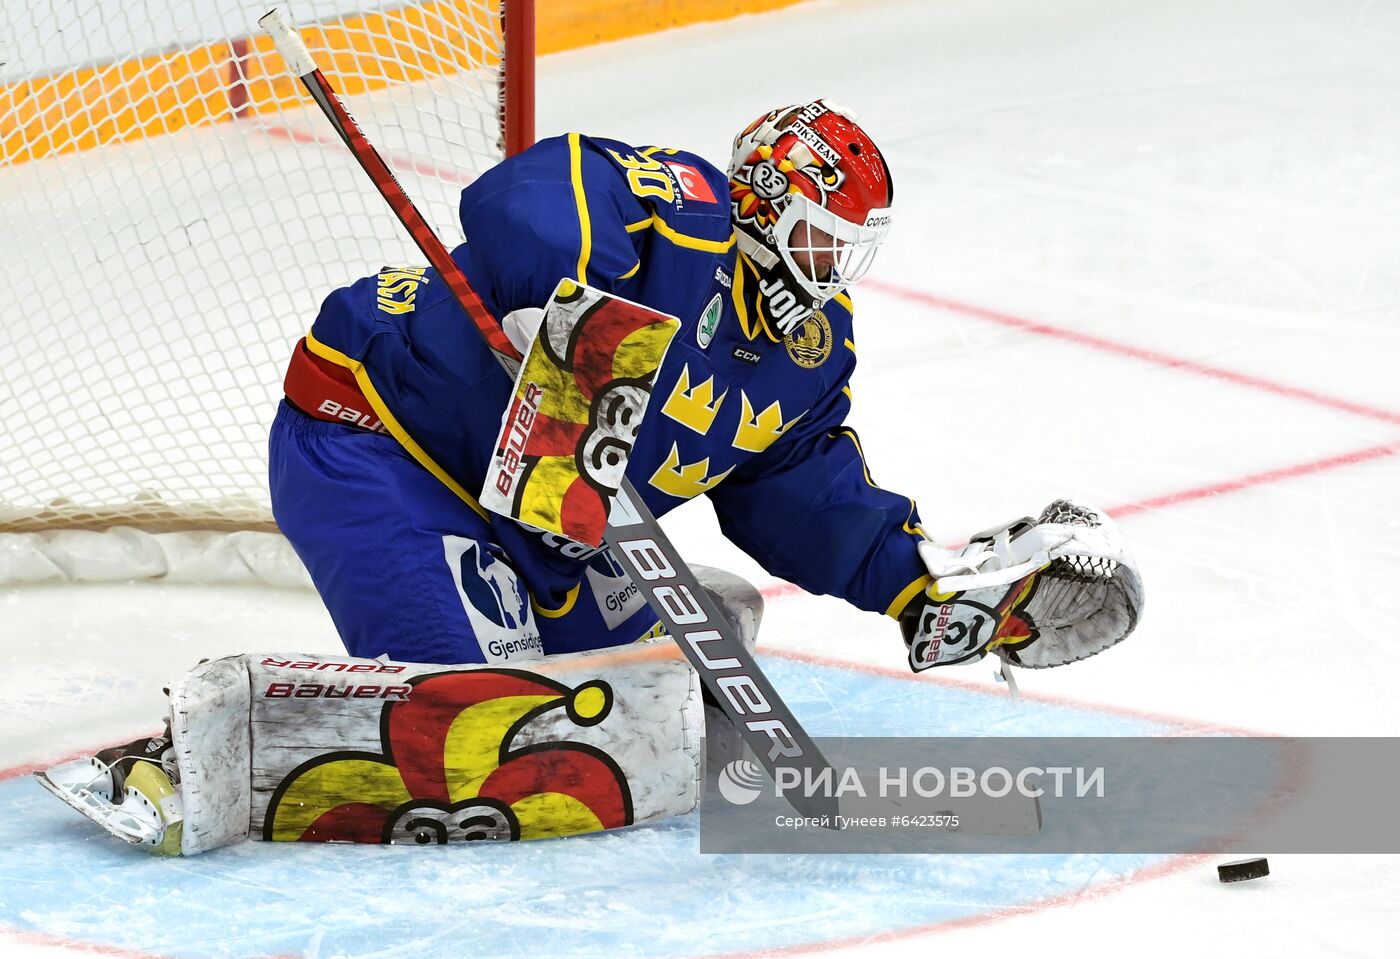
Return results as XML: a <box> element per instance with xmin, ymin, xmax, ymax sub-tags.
<box><xmin>263</xmin><ymin>670</ymin><xmax>631</xmax><ymax>845</ymax></box>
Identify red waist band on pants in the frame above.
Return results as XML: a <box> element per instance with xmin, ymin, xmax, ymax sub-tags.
<box><xmin>283</xmin><ymin>338</ymin><xmax>386</xmax><ymax>433</ymax></box>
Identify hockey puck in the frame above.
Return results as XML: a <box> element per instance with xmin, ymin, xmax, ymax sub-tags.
<box><xmin>1217</xmin><ymin>858</ymin><xmax>1269</xmax><ymax>883</ymax></box>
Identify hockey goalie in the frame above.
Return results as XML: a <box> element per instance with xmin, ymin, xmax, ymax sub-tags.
<box><xmin>37</xmin><ymin>101</ymin><xmax>1143</xmax><ymax>855</ymax></box>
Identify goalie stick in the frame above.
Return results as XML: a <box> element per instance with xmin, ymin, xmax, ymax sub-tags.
<box><xmin>257</xmin><ymin>8</ymin><xmax>838</xmax><ymax>821</ymax></box>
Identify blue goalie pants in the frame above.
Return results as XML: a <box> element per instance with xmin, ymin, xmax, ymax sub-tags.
<box><xmin>268</xmin><ymin>402</ymin><xmax>659</xmax><ymax>665</ymax></box>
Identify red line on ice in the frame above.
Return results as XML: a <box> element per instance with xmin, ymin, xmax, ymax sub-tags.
<box><xmin>0</xmin><ymin>927</ymin><xmax>181</xmax><ymax>959</ymax></box>
<box><xmin>865</xmin><ymin>280</ymin><xmax>1400</xmax><ymax>428</ymax></box>
<box><xmin>1105</xmin><ymin>439</ymin><xmax>1400</xmax><ymax>517</ymax></box>
<box><xmin>687</xmin><ymin>646</ymin><xmax>1297</xmax><ymax>959</ymax></box>
<box><xmin>755</xmin><ymin>437</ymin><xmax>1400</xmax><ymax>603</ymax></box>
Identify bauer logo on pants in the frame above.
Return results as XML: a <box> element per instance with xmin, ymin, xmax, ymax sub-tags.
<box><xmin>443</xmin><ymin>536</ymin><xmax>543</xmax><ymax>663</ymax></box>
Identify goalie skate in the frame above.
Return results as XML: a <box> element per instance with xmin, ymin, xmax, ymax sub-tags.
<box><xmin>35</xmin><ymin>736</ymin><xmax>183</xmax><ymax>855</ymax></box>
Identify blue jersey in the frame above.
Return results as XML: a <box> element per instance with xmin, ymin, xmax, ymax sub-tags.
<box><xmin>304</xmin><ymin>134</ymin><xmax>929</xmax><ymax>620</ymax></box>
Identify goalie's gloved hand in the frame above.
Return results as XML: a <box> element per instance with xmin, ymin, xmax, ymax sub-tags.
<box><xmin>899</xmin><ymin>500</ymin><xmax>1144</xmax><ymax>672</ymax></box>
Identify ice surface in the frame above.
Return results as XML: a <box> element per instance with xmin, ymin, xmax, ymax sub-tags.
<box><xmin>3</xmin><ymin>0</ymin><xmax>1398</xmax><ymax>955</ymax></box>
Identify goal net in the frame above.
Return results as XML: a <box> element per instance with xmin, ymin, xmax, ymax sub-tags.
<box><xmin>0</xmin><ymin>1</ymin><xmax>532</xmax><ymax>565</ymax></box>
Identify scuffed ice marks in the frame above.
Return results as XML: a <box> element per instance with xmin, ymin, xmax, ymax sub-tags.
<box><xmin>0</xmin><ymin>657</ymin><xmax>1170</xmax><ymax>958</ymax></box>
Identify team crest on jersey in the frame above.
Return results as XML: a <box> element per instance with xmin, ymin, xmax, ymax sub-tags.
<box><xmin>784</xmin><ymin>310</ymin><xmax>832</xmax><ymax>368</ymax></box>
<box><xmin>696</xmin><ymin>293</ymin><xmax>722</xmax><ymax>349</ymax></box>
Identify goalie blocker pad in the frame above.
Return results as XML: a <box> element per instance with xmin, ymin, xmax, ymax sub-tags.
<box><xmin>480</xmin><ymin>280</ymin><xmax>681</xmax><ymax>548</ymax></box>
<box><xmin>171</xmin><ymin>642</ymin><xmax>704</xmax><ymax>854</ymax></box>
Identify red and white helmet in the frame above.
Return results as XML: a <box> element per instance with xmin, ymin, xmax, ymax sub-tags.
<box><xmin>729</xmin><ymin>100</ymin><xmax>894</xmax><ymax>311</ymax></box>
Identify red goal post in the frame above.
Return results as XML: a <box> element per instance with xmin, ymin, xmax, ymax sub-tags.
<box><xmin>0</xmin><ymin>1</ymin><xmax>533</xmax><ymax>567</ymax></box>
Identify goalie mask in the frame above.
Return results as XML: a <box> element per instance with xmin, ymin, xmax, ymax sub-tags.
<box><xmin>728</xmin><ymin>100</ymin><xmax>893</xmax><ymax>328</ymax></box>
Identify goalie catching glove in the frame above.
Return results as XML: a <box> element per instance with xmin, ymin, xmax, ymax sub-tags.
<box><xmin>899</xmin><ymin>500</ymin><xmax>1143</xmax><ymax>671</ymax></box>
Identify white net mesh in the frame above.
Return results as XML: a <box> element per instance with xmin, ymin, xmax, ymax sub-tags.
<box><xmin>0</xmin><ymin>0</ymin><xmax>513</xmax><ymax>533</ymax></box>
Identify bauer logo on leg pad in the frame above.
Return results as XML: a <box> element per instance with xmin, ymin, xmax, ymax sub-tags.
<box><xmin>98</xmin><ymin>644</ymin><xmax>703</xmax><ymax>854</ymax></box>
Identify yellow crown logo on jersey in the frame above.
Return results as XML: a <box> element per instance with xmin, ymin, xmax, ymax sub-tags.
<box><xmin>660</xmin><ymin>363</ymin><xmax>727</xmax><ymax>435</ymax></box>
<box><xmin>732</xmin><ymin>391</ymin><xmax>804</xmax><ymax>452</ymax></box>
<box><xmin>648</xmin><ymin>443</ymin><xmax>734</xmax><ymax>500</ymax></box>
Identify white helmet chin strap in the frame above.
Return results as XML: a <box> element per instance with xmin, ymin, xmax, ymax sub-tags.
<box><xmin>736</xmin><ymin>230</ymin><xmax>778</xmax><ymax>270</ymax></box>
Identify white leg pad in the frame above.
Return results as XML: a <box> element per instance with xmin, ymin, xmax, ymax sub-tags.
<box><xmin>167</xmin><ymin>643</ymin><xmax>703</xmax><ymax>853</ymax></box>
<box><xmin>169</xmin><ymin>655</ymin><xmax>253</xmax><ymax>855</ymax></box>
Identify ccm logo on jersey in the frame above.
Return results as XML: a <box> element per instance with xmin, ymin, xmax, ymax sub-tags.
<box><xmin>492</xmin><ymin>382</ymin><xmax>543</xmax><ymax>497</ymax></box>
<box><xmin>667</xmin><ymin>162</ymin><xmax>717</xmax><ymax>203</ymax></box>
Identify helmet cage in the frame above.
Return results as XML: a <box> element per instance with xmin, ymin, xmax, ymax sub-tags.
<box><xmin>771</xmin><ymin>192</ymin><xmax>893</xmax><ymax>303</ymax></box>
